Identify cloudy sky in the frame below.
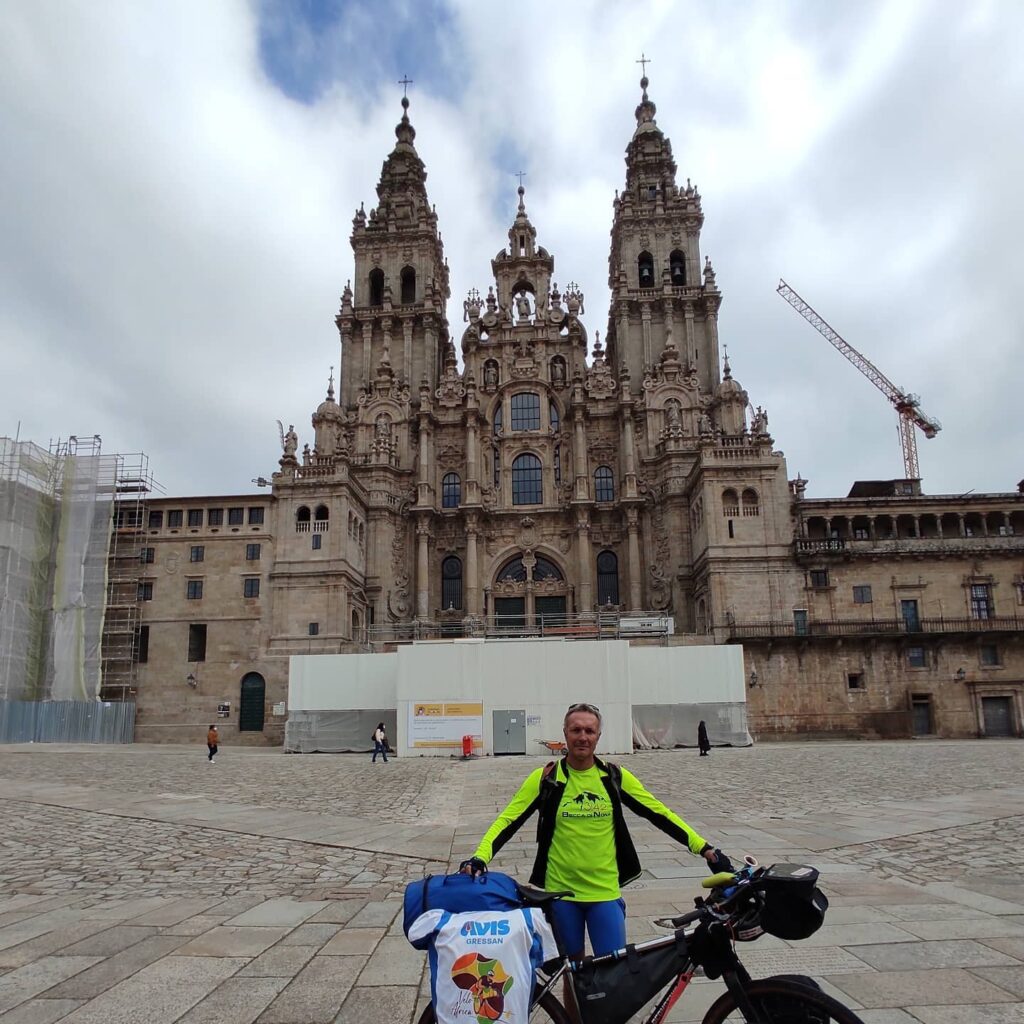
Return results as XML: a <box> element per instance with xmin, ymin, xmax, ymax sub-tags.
<box><xmin>3</xmin><ymin>0</ymin><xmax>1022</xmax><ymax>500</ymax></box>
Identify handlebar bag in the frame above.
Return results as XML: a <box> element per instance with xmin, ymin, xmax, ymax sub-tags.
<box><xmin>573</xmin><ymin>930</ymin><xmax>688</xmax><ymax>1024</ymax></box>
<box><xmin>404</xmin><ymin>872</ymin><xmax>524</xmax><ymax>949</ymax></box>
<box><xmin>757</xmin><ymin>864</ymin><xmax>829</xmax><ymax>940</ymax></box>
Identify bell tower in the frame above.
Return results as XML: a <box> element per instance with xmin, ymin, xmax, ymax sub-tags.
<box><xmin>605</xmin><ymin>71</ymin><xmax>723</xmax><ymax>395</ymax></box>
<box><xmin>336</xmin><ymin>92</ymin><xmax>450</xmax><ymax>409</ymax></box>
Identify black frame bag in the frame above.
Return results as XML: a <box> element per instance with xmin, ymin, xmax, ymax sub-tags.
<box><xmin>572</xmin><ymin>931</ymin><xmax>688</xmax><ymax>1024</ymax></box>
<box><xmin>757</xmin><ymin>864</ymin><xmax>829</xmax><ymax>940</ymax></box>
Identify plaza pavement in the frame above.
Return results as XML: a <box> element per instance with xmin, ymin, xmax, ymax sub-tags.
<box><xmin>1</xmin><ymin>739</ymin><xmax>1024</xmax><ymax>1023</ymax></box>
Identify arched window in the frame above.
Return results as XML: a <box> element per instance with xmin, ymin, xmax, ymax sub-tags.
<box><xmin>722</xmin><ymin>489</ymin><xmax>739</xmax><ymax>516</ymax></box>
<box><xmin>368</xmin><ymin>268</ymin><xmax>384</xmax><ymax>306</ymax></box>
<box><xmin>597</xmin><ymin>551</ymin><xmax>619</xmax><ymax>606</ymax></box>
<box><xmin>314</xmin><ymin>505</ymin><xmax>329</xmax><ymax>522</ymax></box>
<box><xmin>442</xmin><ymin>472</ymin><xmax>461</xmax><ymax>509</ymax></box>
<box><xmin>533</xmin><ymin>556</ymin><xmax>564</xmax><ymax>581</ymax></box>
<box><xmin>512</xmin><ymin>453</ymin><xmax>542</xmax><ymax>505</ymax></box>
<box><xmin>742</xmin><ymin>488</ymin><xmax>761</xmax><ymax>517</ymax></box>
<box><xmin>497</xmin><ymin>556</ymin><xmax>528</xmax><ymax>582</ymax></box>
<box><xmin>594</xmin><ymin>466</ymin><xmax>615</xmax><ymax>502</ymax></box>
<box><xmin>638</xmin><ymin>251</ymin><xmax>655</xmax><ymax>289</ymax></box>
<box><xmin>400</xmin><ymin>266</ymin><xmax>416</xmax><ymax>304</ymax></box>
<box><xmin>442</xmin><ymin>555</ymin><xmax>463</xmax><ymax>610</ymax></box>
<box><xmin>510</xmin><ymin>392</ymin><xmax>541</xmax><ymax>431</ymax></box>
<box><xmin>297</xmin><ymin>506</ymin><xmax>311</xmax><ymax>522</ymax></box>
<box><xmin>493</xmin><ymin>403</ymin><xmax>503</xmax><ymax>435</ymax></box>
<box><xmin>670</xmin><ymin>250</ymin><xmax>686</xmax><ymax>286</ymax></box>
<box><xmin>549</xmin><ymin>400</ymin><xmax>560</xmax><ymax>433</ymax></box>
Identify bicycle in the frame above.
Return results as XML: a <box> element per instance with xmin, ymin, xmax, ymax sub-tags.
<box><xmin>415</xmin><ymin>858</ymin><xmax>863</xmax><ymax>1024</ymax></box>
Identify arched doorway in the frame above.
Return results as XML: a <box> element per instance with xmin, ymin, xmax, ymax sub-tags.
<box><xmin>491</xmin><ymin>553</ymin><xmax>568</xmax><ymax>629</ymax></box>
<box><xmin>239</xmin><ymin>672</ymin><xmax>266</xmax><ymax>732</ymax></box>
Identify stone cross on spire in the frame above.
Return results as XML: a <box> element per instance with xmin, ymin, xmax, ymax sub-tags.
<box><xmin>515</xmin><ymin>171</ymin><xmax>527</xmax><ymax>188</ymax></box>
<box><xmin>636</xmin><ymin>52</ymin><xmax>651</xmax><ymax>77</ymax></box>
<box><xmin>398</xmin><ymin>75</ymin><xmax>413</xmax><ymax>99</ymax></box>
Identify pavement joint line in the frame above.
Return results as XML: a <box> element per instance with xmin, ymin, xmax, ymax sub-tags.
<box><xmin>0</xmin><ymin>794</ymin><xmax>451</xmax><ymax>863</ymax></box>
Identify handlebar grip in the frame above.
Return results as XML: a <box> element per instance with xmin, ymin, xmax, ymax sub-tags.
<box><xmin>701</xmin><ymin>871</ymin><xmax>737</xmax><ymax>889</ymax></box>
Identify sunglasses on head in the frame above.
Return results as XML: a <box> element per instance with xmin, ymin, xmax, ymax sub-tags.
<box><xmin>566</xmin><ymin>702</ymin><xmax>601</xmax><ymax>716</ymax></box>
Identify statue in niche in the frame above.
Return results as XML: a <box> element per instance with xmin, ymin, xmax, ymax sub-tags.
<box><xmin>698</xmin><ymin>413</ymin><xmax>713</xmax><ymax>436</ymax></box>
<box><xmin>375</xmin><ymin>414</ymin><xmax>392</xmax><ymax>441</ymax></box>
<box><xmin>665</xmin><ymin>400</ymin><xmax>682</xmax><ymax>432</ymax></box>
<box><xmin>515</xmin><ymin>291</ymin><xmax>532</xmax><ymax>321</ymax></box>
<box><xmin>551</xmin><ymin>359</ymin><xmax>566</xmax><ymax>387</ymax></box>
<box><xmin>484</xmin><ymin>361</ymin><xmax>499</xmax><ymax>389</ymax></box>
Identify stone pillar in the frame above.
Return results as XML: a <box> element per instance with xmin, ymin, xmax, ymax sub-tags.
<box><xmin>641</xmin><ymin>309</ymin><xmax>653</xmax><ymax>368</ymax></box>
<box><xmin>622</xmin><ymin>408</ymin><xmax>638</xmax><ymax>499</ymax></box>
<box><xmin>913</xmin><ymin>515</ymin><xmax>921</xmax><ymax>538</ymax></box>
<box><xmin>465</xmin><ymin>414</ymin><xmax>480</xmax><ymax>505</ymax></box>
<box><xmin>683</xmin><ymin>303</ymin><xmax>696</xmax><ymax>367</ymax></box>
<box><xmin>465</xmin><ymin>514</ymin><xmax>480</xmax><ymax>616</ymax></box>
<box><xmin>936</xmin><ymin>518</ymin><xmax>944</xmax><ymax>539</ymax></box>
<box><xmin>524</xmin><ymin>555</ymin><xmax>536</xmax><ymax>626</ymax></box>
<box><xmin>957</xmin><ymin>513</ymin><xmax>966</xmax><ymax>537</ymax></box>
<box><xmin>626</xmin><ymin>507</ymin><xmax>642</xmax><ymax>610</ymax></box>
<box><xmin>361</xmin><ymin>321</ymin><xmax>373</xmax><ymax>385</ymax></box>
<box><xmin>573</xmin><ymin>409</ymin><xmax>588</xmax><ymax>501</ymax></box>
<box><xmin>576</xmin><ymin>512</ymin><xmax>593</xmax><ymax>611</ymax></box>
<box><xmin>416</xmin><ymin>519</ymin><xmax>430</xmax><ymax>618</ymax></box>
<box><xmin>868</xmin><ymin>517</ymin><xmax>876</xmax><ymax>540</ymax></box>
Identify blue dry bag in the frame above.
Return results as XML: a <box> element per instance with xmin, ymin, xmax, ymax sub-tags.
<box><xmin>403</xmin><ymin>871</ymin><xmax>523</xmax><ymax>949</ymax></box>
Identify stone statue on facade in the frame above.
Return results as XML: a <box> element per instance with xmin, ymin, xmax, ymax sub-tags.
<box><xmin>277</xmin><ymin>421</ymin><xmax>299</xmax><ymax>464</ymax></box>
<box><xmin>551</xmin><ymin>359</ymin><xmax>566</xmax><ymax>387</ymax></box>
<box><xmin>515</xmin><ymin>291</ymin><xmax>532</xmax><ymax>321</ymax></box>
<box><xmin>665</xmin><ymin>400</ymin><xmax>682</xmax><ymax>433</ymax></box>
<box><xmin>484</xmin><ymin>361</ymin><xmax>499</xmax><ymax>389</ymax></box>
<box><xmin>751</xmin><ymin>406</ymin><xmax>769</xmax><ymax>435</ymax></box>
<box><xmin>698</xmin><ymin>412</ymin><xmax>713</xmax><ymax>436</ymax></box>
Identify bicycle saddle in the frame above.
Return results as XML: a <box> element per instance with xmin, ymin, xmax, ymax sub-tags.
<box><xmin>517</xmin><ymin>885</ymin><xmax>574</xmax><ymax>906</ymax></box>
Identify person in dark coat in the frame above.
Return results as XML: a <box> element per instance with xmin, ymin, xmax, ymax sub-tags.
<box><xmin>697</xmin><ymin>720</ymin><xmax>711</xmax><ymax>756</ymax></box>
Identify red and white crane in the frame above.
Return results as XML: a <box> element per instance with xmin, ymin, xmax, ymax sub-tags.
<box><xmin>777</xmin><ymin>279</ymin><xmax>941</xmax><ymax>480</ymax></box>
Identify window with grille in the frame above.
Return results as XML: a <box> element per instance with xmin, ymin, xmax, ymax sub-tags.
<box><xmin>594</xmin><ymin>466</ymin><xmax>615</xmax><ymax>502</ymax></box>
<box><xmin>970</xmin><ymin>583</ymin><xmax>994</xmax><ymax>619</ymax></box>
<box><xmin>228</xmin><ymin>507</ymin><xmax>244</xmax><ymax>526</ymax></box>
<box><xmin>187</xmin><ymin>509</ymin><xmax>203</xmax><ymax>528</ymax></box>
<box><xmin>312</xmin><ymin>533</ymin><xmax>322</xmax><ymax>550</ymax></box>
<box><xmin>442</xmin><ymin>555</ymin><xmax>463</xmax><ymax>610</ymax></box>
<box><xmin>907</xmin><ymin>646</ymin><xmax>927</xmax><ymax>668</ymax></box>
<box><xmin>248</xmin><ymin>507</ymin><xmax>264</xmax><ymax>525</ymax></box>
<box><xmin>138</xmin><ymin>581</ymin><xmax>153</xmax><ymax>601</ymax></box>
<box><xmin>190</xmin><ymin>546</ymin><xmax>204</xmax><ymax>563</ymax></box>
<box><xmin>246</xmin><ymin>543</ymin><xmax>260</xmax><ymax>561</ymax></box>
<box><xmin>186</xmin><ymin>580</ymin><xmax>203</xmax><ymax>600</ymax></box>
<box><xmin>442</xmin><ymin>473</ymin><xmax>462</xmax><ymax>509</ymax></box>
<box><xmin>510</xmin><ymin>393</ymin><xmax>541</xmax><ymax>431</ymax></box>
<box><xmin>597</xmin><ymin>551</ymin><xmax>619</xmax><ymax>606</ymax></box>
<box><xmin>148</xmin><ymin>510</ymin><xmax>163</xmax><ymax>529</ymax></box>
<box><xmin>852</xmin><ymin>585</ymin><xmax>872</xmax><ymax>604</ymax></box>
<box><xmin>207</xmin><ymin>508</ymin><xmax>223</xmax><ymax>526</ymax></box>
<box><xmin>980</xmin><ymin>644</ymin><xmax>1001</xmax><ymax>666</ymax></box>
<box><xmin>167</xmin><ymin>510</ymin><xmax>183</xmax><ymax>528</ymax></box>
<box><xmin>512</xmin><ymin>453</ymin><xmax>542</xmax><ymax>505</ymax></box>
<box><xmin>809</xmin><ymin>569</ymin><xmax>830</xmax><ymax>588</ymax></box>
<box><xmin>187</xmin><ymin>623</ymin><xmax>207</xmax><ymax>662</ymax></box>
<box><xmin>140</xmin><ymin>547</ymin><xmax>155</xmax><ymax>564</ymax></box>
<box><xmin>243</xmin><ymin>578</ymin><xmax>260</xmax><ymax>598</ymax></box>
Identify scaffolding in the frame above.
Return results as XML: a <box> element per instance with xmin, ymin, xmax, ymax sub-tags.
<box><xmin>0</xmin><ymin>435</ymin><xmax>153</xmax><ymax>705</ymax></box>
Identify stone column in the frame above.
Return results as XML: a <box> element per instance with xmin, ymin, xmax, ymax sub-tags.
<box><xmin>361</xmin><ymin>321</ymin><xmax>373</xmax><ymax>385</ymax></box>
<box><xmin>524</xmin><ymin>555</ymin><xmax>536</xmax><ymax>627</ymax></box>
<box><xmin>573</xmin><ymin>409</ymin><xmax>588</xmax><ymax>501</ymax></box>
<box><xmin>622</xmin><ymin>408</ymin><xmax>638</xmax><ymax>499</ymax></box>
<box><xmin>465</xmin><ymin>414</ymin><xmax>480</xmax><ymax>505</ymax></box>
<box><xmin>403</xmin><ymin>319</ymin><xmax>413</xmax><ymax>387</ymax></box>
<box><xmin>957</xmin><ymin>513</ymin><xmax>966</xmax><ymax>537</ymax></box>
<box><xmin>626</xmin><ymin>507</ymin><xmax>642</xmax><ymax>610</ymax></box>
<box><xmin>913</xmin><ymin>515</ymin><xmax>921</xmax><ymax>538</ymax></box>
<box><xmin>576</xmin><ymin>512</ymin><xmax>593</xmax><ymax>611</ymax></box>
<box><xmin>868</xmin><ymin>517</ymin><xmax>876</xmax><ymax>540</ymax></box>
<box><xmin>683</xmin><ymin>303</ymin><xmax>696</xmax><ymax>367</ymax></box>
<box><xmin>465</xmin><ymin>513</ymin><xmax>480</xmax><ymax>617</ymax></box>
<box><xmin>416</xmin><ymin>519</ymin><xmax>430</xmax><ymax>618</ymax></box>
<box><xmin>936</xmin><ymin>517</ymin><xmax>944</xmax><ymax>539</ymax></box>
<box><xmin>641</xmin><ymin>309</ymin><xmax>653</xmax><ymax>368</ymax></box>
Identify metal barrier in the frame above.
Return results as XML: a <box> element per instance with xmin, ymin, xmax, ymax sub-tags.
<box><xmin>0</xmin><ymin>700</ymin><xmax>135</xmax><ymax>744</ymax></box>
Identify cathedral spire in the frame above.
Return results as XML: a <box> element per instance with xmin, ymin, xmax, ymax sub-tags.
<box><xmin>634</xmin><ymin>71</ymin><xmax>658</xmax><ymax>135</ymax></box>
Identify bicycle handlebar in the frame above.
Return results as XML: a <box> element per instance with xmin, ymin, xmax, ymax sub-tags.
<box><xmin>701</xmin><ymin>871</ymin><xmax>738</xmax><ymax>889</ymax></box>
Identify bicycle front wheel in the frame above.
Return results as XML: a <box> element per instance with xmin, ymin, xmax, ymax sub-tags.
<box><xmin>702</xmin><ymin>976</ymin><xmax>864</xmax><ymax>1024</ymax></box>
<box><xmin>415</xmin><ymin>989</ymin><xmax>572</xmax><ymax>1024</ymax></box>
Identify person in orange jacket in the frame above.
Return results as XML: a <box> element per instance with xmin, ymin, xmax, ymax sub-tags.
<box><xmin>207</xmin><ymin>725</ymin><xmax>219</xmax><ymax>763</ymax></box>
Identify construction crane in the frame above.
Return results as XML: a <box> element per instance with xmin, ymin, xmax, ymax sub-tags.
<box><xmin>776</xmin><ymin>279</ymin><xmax>941</xmax><ymax>480</ymax></box>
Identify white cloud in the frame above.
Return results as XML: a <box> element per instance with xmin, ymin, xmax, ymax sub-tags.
<box><xmin>2</xmin><ymin>0</ymin><xmax>1022</xmax><ymax>499</ymax></box>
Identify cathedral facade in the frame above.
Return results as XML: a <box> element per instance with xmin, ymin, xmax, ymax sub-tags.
<box><xmin>122</xmin><ymin>80</ymin><xmax>1024</xmax><ymax>745</ymax></box>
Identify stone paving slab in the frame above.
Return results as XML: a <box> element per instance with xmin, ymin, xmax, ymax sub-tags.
<box><xmin>4</xmin><ymin>741</ymin><xmax>1024</xmax><ymax>1021</ymax></box>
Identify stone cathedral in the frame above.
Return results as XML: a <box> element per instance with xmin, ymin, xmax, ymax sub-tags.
<box><xmin>271</xmin><ymin>78</ymin><xmax>786</xmax><ymax>638</ymax></box>
<box><xmin>124</xmin><ymin>77</ymin><xmax>1024</xmax><ymax>745</ymax></box>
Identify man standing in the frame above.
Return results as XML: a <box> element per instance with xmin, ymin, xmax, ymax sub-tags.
<box><xmin>372</xmin><ymin>722</ymin><xmax>389</xmax><ymax>763</ymax></box>
<box><xmin>464</xmin><ymin>702</ymin><xmax>730</xmax><ymax>957</ymax></box>
<box><xmin>206</xmin><ymin>724</ymin><xmax>218</xmax><ymax>763</ymax></box>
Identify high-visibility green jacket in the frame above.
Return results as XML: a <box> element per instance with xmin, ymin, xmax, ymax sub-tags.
<box><xmin>473</xmin><ymin>757</ymin><xmax>709</xmax><ymax>901</ymax></box>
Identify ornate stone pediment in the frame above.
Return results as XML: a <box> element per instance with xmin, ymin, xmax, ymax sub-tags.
<box><xmin>517</xmin><ymin>516</ymin><xmax>540</xmax><ymax>550</ymax></box>
<box><xmin>437</xmin><ymin>444</ymin><xmax>463</xmax><ymax>469</ymax></box>
<box><xmin>585</xmin><ymin>361</ymin><xmax>617</xmax><ymax>400</ymax></box>
<box><xmin>435</xmin><ymin>363</ymin><xmax>466</xmax><ymax>408</ymax></box>
<box><xmin>511</xmin><ymin>359</ymin><xmax>539</xmax><ymax>379</ymax></box>
<box><xmin>588</xmin><ymin>438</ymin><xmax>617</xmax><ymax>464</ymax></box>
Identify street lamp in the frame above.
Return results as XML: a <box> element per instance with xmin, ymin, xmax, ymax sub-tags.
<box><xmin>954</xmin><ymin>667</ymin><xmax>966</xmax><ymax>682</ymax></box>
<box><xmin>186</xmin><ymin>672</ymin><xmax>198</xmax><ymax>689</ymax></box>
<box><xmin>748</xmin><ymin>668</ymin><xmax>760</xmax><ymax>689</ymax></box>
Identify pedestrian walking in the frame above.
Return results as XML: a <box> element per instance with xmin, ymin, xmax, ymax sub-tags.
<box><xmin>372</xmin><ymin>722</ymin><xmax>389</xmax><ymax>763</ymax></box>
<box><xmin>207</xmin><ymin>724</ymin><xmax>219</xmax><ymax>763</ymax></box>
<box><xmin>697</xmin><ymin>719</ymin><xmax>711</xmax><ymax>756</ymax></box>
